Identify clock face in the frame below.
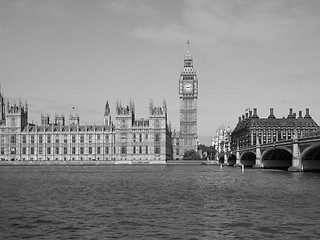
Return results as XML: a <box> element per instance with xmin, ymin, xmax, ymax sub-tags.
<box><xmin>155</xmin><ymin>119</ymin><xmax>161</xmax><ymax>128</ymax></box>
<box><xmin>11</xmin><ymin>117</ymin><xmax>16</xmax><ymax>126</ymax></box>
<box><xmin>183</xmin><ymin>82</ymin><xmax>193</xmax><ymax>93</ymax></box>
<box><xmin>121</xmin><ymin>120</ymin><xmax>126</xmax><ymax>128</ymax></box>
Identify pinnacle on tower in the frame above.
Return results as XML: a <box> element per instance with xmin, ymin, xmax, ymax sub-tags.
<box><xmin>104</xmin><ymin>101</ymin><xmax>110</xmax><ymax>116</ymax></box>
<box><xmin>162</xmin><ymin>99</ymin><xmax>167</xmax><ymax>112</ymax></box>
<box><xmin>149</xmin><ymin>99</ymin><xmax>154</xmax><ymax>114</ymax></box>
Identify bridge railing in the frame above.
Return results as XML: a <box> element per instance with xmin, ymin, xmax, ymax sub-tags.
<box><xmin>235</xmin><ymin>139</ymin><xmax>292</xmax><ymax>152</ymax></box>
<box><xmin>236</xmin><ymin>135</ymin><xmax>320</xmax><ymax>152</ymax></box>
<box><xmin>302</xmin><ymin>129</ymin><xmax>320</xmax><ymax>138</ymax></box>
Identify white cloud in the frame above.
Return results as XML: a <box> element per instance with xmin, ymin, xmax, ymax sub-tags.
<box><xmin>10</xmin><ymin>0</ymin><xmax>76</xmax><ymax>19</ymax></box>
<box><xmin>182</xmin><ymin>0</ymin><xmax>320</xmax><ymax>49</ymax></box>
<box><xmin>130</xmin><ymin>0</ymin><xmax>320</xmax><ymax>53</ymax></box>
<box><xmin>133</xmin><ymin>23</ymin><xmax>188</xmax><ymax>44</ymax></box>
<box><xmin>103</xmin><ymin>0</ymin><xmax>157</xmax><ymax>17</ymax></box>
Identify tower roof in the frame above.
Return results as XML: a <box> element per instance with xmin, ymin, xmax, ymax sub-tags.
<box><xmin>184</xmin><ymin>50</ymin><xmax>192</xmax><ymax>60</ymax></box>
<box><xmin>182</xmin><ymin>45</ymin><xmax>195</xmax><ymax>72</ymax></box>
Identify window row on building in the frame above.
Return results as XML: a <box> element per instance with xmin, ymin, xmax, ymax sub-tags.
<box><xmin>231</xmin><ymin>108</ymin><xmax>319</xmax><ymax>150</ymax></box>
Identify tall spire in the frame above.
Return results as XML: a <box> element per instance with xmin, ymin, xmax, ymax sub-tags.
<box><xmin>162</xmin><ymin>99</ymin><xmax>167</xmax><ymax>111</ymax></box>
<box><xmin>184</xmin><ymin>40</ymin><xmax>193</xmax><ymax>68</ymax></box>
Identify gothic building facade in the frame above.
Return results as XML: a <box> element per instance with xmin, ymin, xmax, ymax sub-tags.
<box><xmin>0</xmin><ymin>46</ymin><xmax>198</xmax><ymax>162</ymax></box>
<box><xmin>0</xmin><ymin>88</ymin><xmax>172</xmax><ymax>163</ymax></box>
<box><xmin>212</xmin><ymin>124</ymin><xmax>232</xmax><ymax>156</ymax></box>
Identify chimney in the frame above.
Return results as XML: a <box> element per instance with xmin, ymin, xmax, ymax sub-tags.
<box><xmin>245</xmin><ymin>113</ymin><xmax>248</xmax><ymax>119</ymax></box>
<box><xmin>268</xmin><ymin>108</ymin><xmax>275</xmax><ymax>119</ymax></box>
<box><xmin>249</xmin><ymin>110</ymin><xmax>252</xmax><ymax>118</ymax></box>
<box><xmin>288</xmin><ymin>108</ymin><xmax>294</xmax><ymax>118</ymax></box>
<box><xmin>252</xmin><ymin>108</ymin><xmax>259</xmax><ymax>118</ymax></box>
<box><xmin>305</xmin><ymin>108</ymin><xmax>311</xmax><ymax>118</ymax></box>
<box><xmin>242</xmin><ymin>114</ymin><xmax>245</xmax><ymax>120</ymax></box>
<box><xmin>299</xmin><ymin>111</ymin><xmax>302</xmax><ymax>118</ymax></box>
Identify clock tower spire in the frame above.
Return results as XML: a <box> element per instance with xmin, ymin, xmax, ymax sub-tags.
<box><xmin>179</xmin><ymin>42</ymin><xmax>198</xmax><ymax>155</ymax></box>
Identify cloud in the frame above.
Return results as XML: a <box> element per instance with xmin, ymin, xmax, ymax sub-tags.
<box><xmin>266</xmin><ymin>71</ymin><xmax>320</xmax><ymax>84</ymax></box>
<box><xmin>283</xmin><ymin>71</ymin><xmax>320</xmax><ymax>84</ymax></box>
<box><xmin>10</xmin><ymin>0</ymin><xmax>75</xmax><ymax>19</ymax></box>
<box><xmin>131</xmin><ymin>0</ymin><xmax>320</xmax><ymax>52</ymax></box>
<box><xmin>103</xmin><ymin>0</ymin><xmax>157</xmax><ymax>17</ymax></box>
<box><xmin>183</xmin><ymin>0</ymin><xmax>320</xmax><ymax>49</ymax></box>
<box><xmin>272</xmin><ymin>99</ymin><xmax>296</xmax><ymax>105</ymax></box>
<box><xmin>133</xmin><ymin>23</ymin><xmax>188</xmax><ymax>44</ymax></box>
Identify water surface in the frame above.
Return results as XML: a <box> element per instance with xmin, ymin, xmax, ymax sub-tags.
<box><xmin>1</xmin><ymin>165</ymin><xmax>320</xmax><ymax>239</ymax></box>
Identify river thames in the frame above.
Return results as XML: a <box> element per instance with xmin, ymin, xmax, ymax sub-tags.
<box><xmin>1</xmin><ymin>165</ymin><xmax>320</xmax><ymax>239</ymax></box>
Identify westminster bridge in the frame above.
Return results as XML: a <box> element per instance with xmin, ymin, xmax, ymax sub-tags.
<box><xmin>219</xmin><ymin>134</ymin><xmax>320</xmax><ymax>172</ymax></box>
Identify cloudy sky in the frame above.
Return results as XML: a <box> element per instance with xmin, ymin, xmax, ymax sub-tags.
<box><xmin>1</xmin><ymin>0</ymin><xmax>320</xmax><ymax>145</ymax></box>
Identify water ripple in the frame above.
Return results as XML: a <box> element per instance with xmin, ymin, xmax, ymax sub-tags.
<box><xmin>1</xmin><ymin>165</ymin><xmax>320</xmax><ymax>239</ymax></box>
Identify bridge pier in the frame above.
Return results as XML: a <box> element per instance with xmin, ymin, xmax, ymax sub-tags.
<box><xmin>224</xmin><ymin>153</ymin><xmax>228</xmax><ymax>165</ymax></box>
<box><xmin>288</xmin><ymin>139</ymin><xmax>303</xmax><ymax>172</ymax></box>
<box><xmin>236</xmin><ymin>134</ymin><xmax>320</xmax><ymax>172</ymax></box>
<box><xmin>234</xmin><ymin>147</ymin><xmax>241</xmax><ymax>167</ymax></box>
<box><xmin>253</xmin><ymin>141</ymin><xmax>263</xmax><ymax>168</ymax></box>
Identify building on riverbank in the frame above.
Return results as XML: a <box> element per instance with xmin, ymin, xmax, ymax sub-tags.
<box><xmin>0</xmin><ymin>45</ymin><xmax>200</xmax><ymax>162</ymax></box>
<box><xmin>0</xmin><ymin>89</ymin><xmax>172</xmax><ymax>163</ymax></box>
<box><xmin>212</xmin><ymin>124</ymin><xmax>232</xmax><ymax>160</ymax></box>
<box><xmin>230</xmin><ymin>108</ymin><xmax>319</xmax><ymax>150</ymax></box>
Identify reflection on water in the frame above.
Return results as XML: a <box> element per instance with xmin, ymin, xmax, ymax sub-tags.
<box><xmin>1</xmin><ymin>165</ymin><xmax>320</xmax><ymax>239</ymax></box>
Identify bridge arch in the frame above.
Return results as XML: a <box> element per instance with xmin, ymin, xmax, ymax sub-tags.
<box><xmin>227</xmin><ymin>154</ymin><xmax>236</xmax><ymax>166</ymax></box>
<box><xmin>261</xmin><ymin>147</ymin><xmax>292</xmax><ymax>170</ymax></box>
<box><xmin>301</xmin><ymin>143</ymin><xmax>320</xmax><ymax>172</ymax></box>
<box><xmin>240</xmin><ymin>151</ymin><xmax>256</xmax><ymax>167</ymax></box>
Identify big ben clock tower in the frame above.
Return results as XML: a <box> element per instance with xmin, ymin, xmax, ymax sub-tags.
<box><xmin>179</xmin><ymin>44</ymin><xmax>198</xmax><ymax>154</ymax></box>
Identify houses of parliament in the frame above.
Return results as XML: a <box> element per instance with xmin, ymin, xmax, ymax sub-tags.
<box><xmin>0</xmin><ymin>49</ymin><xmax>199</xmax><ymax>163</ymax></box>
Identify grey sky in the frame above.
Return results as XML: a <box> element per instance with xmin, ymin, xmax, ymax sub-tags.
<box><xmin>1</xmin><ymin>0</ymin><xmax>320</xmax><ymax>145</ymax></box>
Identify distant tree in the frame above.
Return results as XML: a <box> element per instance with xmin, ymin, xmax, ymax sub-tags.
<box><xmin>183</xmin><ymin>150</ymin><xmax>201</xmax><ymax>160</ymax></box>
<box><xmin>198</xmin><ymin>144</ymin><xmax>207</xmax><ymax>152</ymax></box>
<box><xmin>198</xmin><ymin>144</ymin><xmax>217</xmax><ymax>160</ymax></box>
<box><xmin>207</xmin><ymin>146</ymin><xmax>217</xmax><ymax>160</ymax></box>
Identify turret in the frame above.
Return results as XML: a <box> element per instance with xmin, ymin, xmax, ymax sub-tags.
<box><xmin>149</xmin><ymin>99</ymin><xmax>154</xmax><ymax>115</ymax></box>
<box><xmin>0</xmin><ymin>84</ymin><xmax>5</xmax><ymax>121</ymax></box>
<box><xmin>115</xmin><ymin>100</ymin><xmax>135</xmax><ymax>128</ymax></box>
<box><xmin>54</xmin><ymin>113</ymin><xmax>65</xmax><ymax>126</ymax></box>
<box><xmin>5</xmin><ymin>98</ymin><xmax>28</xmax><ymax>129</ymax></box>
<box><xmin>69</xmin><ymin>113</ymin><xmax>80</xmax><ymax>125</ymax></box>
<box><xmin>149</xmin><ymin>100</ymin><xmax>167</xmax><ymax>129</ymax></box>
<box><xmin>41</xmin><ymin>114</ymin><xmax>50</xmax><ymax>126</ymax></box>
<box><xmin>162</xmin><ymin>99</ymin><xmax>167</xmax><ymax>114</ymax></box>
<box><xmin>104</xmin><ymin>101</ymin><xmax>110</xmax><ymax>116</ymax></box>
<box><xmin>103</xmin><ymin>101</ymin><xmax>112</xmax><ymax>126</ymax></box>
